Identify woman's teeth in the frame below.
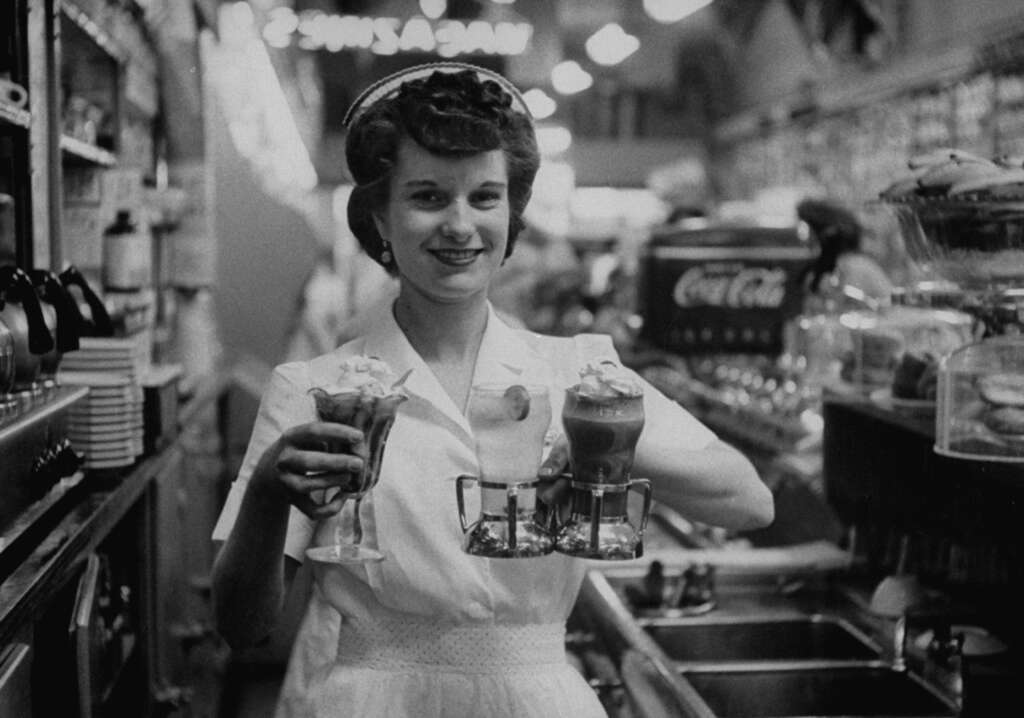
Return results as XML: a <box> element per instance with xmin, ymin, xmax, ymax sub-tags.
<box><xmin>431</xmin><ymin>249</ymin><xmax>481</xmax><ymax>266</ymax></box>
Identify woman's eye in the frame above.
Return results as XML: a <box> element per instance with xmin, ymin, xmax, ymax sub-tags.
<box><xmin>411</xmin><ymin>191</ymin><xmax>445</xmax><ymax>205</ymax></box>
<box><xmin>471</xmin><ymin>191</ymin><xmax>502</xmax><ymax>207</ymax></box>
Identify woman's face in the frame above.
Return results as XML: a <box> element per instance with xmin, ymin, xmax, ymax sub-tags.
<box><xmin>375</xmin><ymin>139</ymin><xmax>510</xmax><ymax>305</ymax></box>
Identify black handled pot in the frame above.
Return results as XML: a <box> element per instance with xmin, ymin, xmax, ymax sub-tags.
<box><xmin>0</xmin><ymin>265</ymin><xmax>55</xmax><ymax>388</ymax></box>
<box><xmin>59</xmin><ymin>265</ymin><xmax>114</xmax><ymax>337</ymax></box>
<box><xmin>0</xmin><ymin>315</ymin><xmax>15</xmax><ymax>394</ymax></box>
<box><xmin>31</xmin><ymin>269</ymin><xmax>81</xmax><ymax>353</ymax></box>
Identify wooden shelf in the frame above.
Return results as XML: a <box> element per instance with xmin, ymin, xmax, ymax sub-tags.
<box><xmin>0</xmin><ymin>370</ymin><xmax>234</xmax><ymax>646</ymax></box>
<box><xmin>61</xmin><ymin>135</ymin><xmax>117</xmax><ymax>167</ymax></box>
<box><xmin>60</xmin><ymin>1</ymin><xmax>123</xmax><ymax>63</ymax></box>
<box><xmin>0</xmin><ymin>100</ymin><xmax>31</xmax><ymax>129</ymax></box>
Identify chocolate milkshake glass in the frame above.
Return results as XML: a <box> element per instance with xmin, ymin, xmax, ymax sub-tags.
<box><xmin>305</xmin><ymin>357</ymin><xmax>408</xmax><ymax>565</ymax></box>
<box><xmin>555</xmin><ymin>362</ymin><xmax>653</xmax><ymax>560</ymax></box>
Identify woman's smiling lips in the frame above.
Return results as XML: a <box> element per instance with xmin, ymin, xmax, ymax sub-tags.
<box><xmin>428</xmin><ymin>248</ymin><xmax>484</xmax><ymax>266</ymax></box>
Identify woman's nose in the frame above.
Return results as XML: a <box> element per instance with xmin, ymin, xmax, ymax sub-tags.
<box><xmin>441</xmin><ymin>201</ymin><xmax>473</xmax><ymax>241</ymax></box>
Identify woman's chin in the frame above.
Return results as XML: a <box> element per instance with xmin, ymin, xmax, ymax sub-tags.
<box><xmin>405</xmin><ymin>275</ymin><xmax>491</xmax><ymax>305</ymax></box>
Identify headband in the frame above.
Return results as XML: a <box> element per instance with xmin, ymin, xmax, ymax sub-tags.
<box><xmin>342</xmin><ymin>61</ymin><xmax>532</xmax><ymax>129</ymax></box>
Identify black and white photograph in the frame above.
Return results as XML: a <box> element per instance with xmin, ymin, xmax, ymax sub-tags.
<box><xmin>1</xmin><ymin>1</ymin><xmax>1023</xmax><ymax>716</ymax></box>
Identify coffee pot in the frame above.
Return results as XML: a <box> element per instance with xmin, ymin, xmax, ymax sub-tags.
<box><xmin>30</xmin><ymin>269</ymin><xmax>82</xmax><ymax>387</ymax></box>
<box><xmin>455</xmin><ymin>384</ymin><xmax>555</xmax><ymax>558</ymax></box>
<box><xmin>0</xmin><ymin>316</ymin><xmax>15</xmax><ymax>408</ymax></box>
<box><xmin>554</xmin><ymin>388</ymin><xmax>653</xmax><ymax>560</ymax></box>
<box><xmin>59</xmin><ymin>265</ymin><xmax>114</xmax><ymax>337</ymax></box>
<box><xmin>0</xmin><ymin>265</ymin><xmax>54</xmax><ymax>392</ymax></box>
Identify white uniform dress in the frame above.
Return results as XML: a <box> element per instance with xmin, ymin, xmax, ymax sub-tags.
<box><xmin>213</xmin><ymin>300</ymin><xmax>716</xmax><ymax>718</ymax></box>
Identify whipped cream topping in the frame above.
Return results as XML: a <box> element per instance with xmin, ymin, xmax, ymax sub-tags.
<box><xmin>322</xmin><ymin>356</ymin><xmax>407</xmax><ymax>397</ymax></box>
<box><xmin>575</xmin><ymin>360</ymin><xmax>643</xmax><ymax>399</ymax></box>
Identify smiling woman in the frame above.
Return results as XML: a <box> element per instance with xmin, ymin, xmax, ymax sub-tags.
<box><xmin>344</xmin><ymin>65</ymin><xmax>539</xmax><ymax>277</ymax></box>
<box><xmin>373</xmin><ymin>143</ymin><xmax>510</xmax><ymax>304</ymax></box>
<box><xmin>211</xmin><ymin>62</ymin><xmax>771</xmax><ymax>718</ymax></box>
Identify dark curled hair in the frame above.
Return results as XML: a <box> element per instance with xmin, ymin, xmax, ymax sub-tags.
<box><xmin>796</xmin><ymin>198</ymin><xmax>862</xmax><ymax>293</ymax></box>
<box><xmin>345</xmin><ymin>70</ymin><xmax>539</xmax><ymax>274</ymax></box>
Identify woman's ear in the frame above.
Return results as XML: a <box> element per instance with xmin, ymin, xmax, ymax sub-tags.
<box><xmin>372</xmin><ymin>212</ymin><xmax>387</xmax><ymax>242</ymax></box>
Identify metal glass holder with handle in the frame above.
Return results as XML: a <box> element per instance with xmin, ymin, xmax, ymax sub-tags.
<box><xmin>553</xmin><ymin>475</ymin><xmax>653</xmax><ymax>560</ymax></box>
<box><xmin>455</xmin><ymin>476</ymin><xmax>554</xmax><ymax>557</ymax></box>
<box><xmin>455</xmin><ymin>383</ymin><xmax>554</xmax><ymax>558</ymax></box>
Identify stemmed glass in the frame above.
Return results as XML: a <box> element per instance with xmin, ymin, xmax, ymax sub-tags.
<box><xmin>304</xmin><ymin>383</ymin><xmax>407</xmax><ymax>564</ymax></box>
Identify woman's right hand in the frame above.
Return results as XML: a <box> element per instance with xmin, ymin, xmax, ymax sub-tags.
<box><xmin>252</xmin><ymin>420</ymin><xmax>365</xmax><ymax>519</ymax></box>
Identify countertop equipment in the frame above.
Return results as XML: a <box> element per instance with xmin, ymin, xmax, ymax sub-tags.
<box><xmin>880</xmin><ymin>191</ymin><xmax>1024</xmax><ymax>463</ymax></box>
<box><xmin>0</xmin><ymin>385</ymin><xmax>87</xmax><ymax>576</ymax></box>
<box><xmin>639</xmin><ymin>224</ymin><xmax>812</xmax><ymax>356</ymax></box>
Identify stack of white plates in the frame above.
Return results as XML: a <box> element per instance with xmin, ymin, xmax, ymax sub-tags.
<box><xmin>59</xmin><ymin>370</ymin><xmax>144</xmax><ymax>470</ymax></box>
<box><xmin>60</xmin><ymin>334</ymin><xmax>150</xmax><ymax>380</ymax></box>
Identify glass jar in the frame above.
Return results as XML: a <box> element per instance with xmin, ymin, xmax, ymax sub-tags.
<box><xmin>935</xmin><ymin>336</ymin><xmax>1024</xmax><ymax>462</ymax></box>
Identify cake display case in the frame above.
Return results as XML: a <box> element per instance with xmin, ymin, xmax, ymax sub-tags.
<box><xmin>845</xmin><ymin>306</ymin><xmax>973</xmax><ymax>400</ymax></box>
<box><xmin>935</xmin><ymin>337</ymin><xmax>1024</xmax><ymax>462</ymax></box>
<box><xmin>878</xmin><ymin>151</ymin><xmax>1024</xmax><ymax>461</ymax></box>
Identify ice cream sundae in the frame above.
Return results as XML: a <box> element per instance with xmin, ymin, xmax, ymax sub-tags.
<box><xmin>308</xmin><ymin>356</ymin><xmax>409</xmax><ymax>496</ymax></box>
<box><xmin>306</xmin><ymin>356</ymin><xmax>408</xmax><ymax>564</ymax></box>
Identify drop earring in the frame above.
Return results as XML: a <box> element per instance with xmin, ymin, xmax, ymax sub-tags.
<box><xmin>381</xmin><ymin>240</ymin><xmax>392</xmax><ymax>265</ymax></box>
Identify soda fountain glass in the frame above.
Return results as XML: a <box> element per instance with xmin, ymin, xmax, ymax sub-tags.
<box><xmin>304</xmin><ymin>387</ymin><xmax>407</xmax><ymax>564</ymax></box>
<box><xmin>455</xmin><ymin>384</ymin><xmax>555</xmax><ymax>558</ymax></box>
<box><xmin>554</xmin><ymin>386</ymin><xmax>653</xmax><ymax>560</ymax></box>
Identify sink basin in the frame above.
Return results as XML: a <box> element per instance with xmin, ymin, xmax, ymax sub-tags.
<box><xmin>643</xmin><ymin>615</ymin><xmax>880</xmax><ymax>664</ymax></box>
<box><xmin>682</xmin><ymin>666</ymin><xmax>958</xmax><ymax>717</ymax></box>
<box><xmin>605</xmin><ymin>569</ymin><xmax>810</xmax><ymax>619</ymax></box>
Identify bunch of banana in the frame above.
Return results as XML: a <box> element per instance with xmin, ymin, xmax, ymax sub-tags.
<box><xmin>879</xmin><ymin>148</ymin><xmax>1024</xmax><ymax>202</ymax></box>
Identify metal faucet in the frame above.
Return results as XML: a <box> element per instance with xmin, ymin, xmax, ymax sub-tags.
<box><xmin>670</xmin><ymin>563</ymin><xmax>716</xmax><ymax>614</ymax></box>
<box><xmin>892</xmin><ymin>613</ymin><xmax>909</xmax><ymax>671</ymax></box>
<box><xmin>892</xmin><ymin>611</ymin><xmax>965</xmax><ymax>675</ymax></box>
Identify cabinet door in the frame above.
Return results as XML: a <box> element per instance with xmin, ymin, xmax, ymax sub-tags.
<box><xmin>0</xmin><ymin>643</ymin><xmax>33</xmax><ymax>717</ymax></box>
<box><xmin>72</xmin><ymin>552</ymin><xmax>102</xmax><ymax>718</ymax></box>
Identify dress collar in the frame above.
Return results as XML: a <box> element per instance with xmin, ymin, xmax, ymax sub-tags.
<box><xmin>361</xmin><ymin>299</ymin><xmax>538</xmax><ymax>437</ymax></box>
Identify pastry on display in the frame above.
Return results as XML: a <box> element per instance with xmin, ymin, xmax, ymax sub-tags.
<box><xmin>880</xmin><ymin>148</ymin><xmax>1024</xmax><ymax>202</ymax></box>
<box><xmin>892</xmin><ymin>350</ymin><xmax>939</xmax><ymax>402</ymax></box>
<box><xmin>978</xmin><ymin>374</ymin><xmax>1024</xmax><ymax>442</ymax></box>
<box><xmin>847</xmin><ymin>307</ymin><xmax>972</xmax><ymax>392</ymax></box>
<box><xmin>935</xmin><ymin>338</ymin><xmax>1024</xmax><ymax>462</ymax></box>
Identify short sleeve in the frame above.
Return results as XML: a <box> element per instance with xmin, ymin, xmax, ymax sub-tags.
<box><xmin>572</xmin><ymin>333</ymin><xmax>717</xmax><ymax>452</ymax></box>
<box><xmin>212</xmin><ymin>362</ymin><xmax>317</xmax><ymax>561</ymax></box>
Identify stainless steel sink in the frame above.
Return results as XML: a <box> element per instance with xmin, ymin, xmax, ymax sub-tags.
<box><xmin>642</xmin><ymin>614</ymin><xmax>880</xmax><ymax>665</ymax></box>
<box><xmin>680</xmin><ymin>665</ymin><xmax>958</xmax><ymax>717</ymax></box>
<box><xmin>603</xmin><ymin>568</ymin><xmax>822</xmax><ymax>619</ymax></box>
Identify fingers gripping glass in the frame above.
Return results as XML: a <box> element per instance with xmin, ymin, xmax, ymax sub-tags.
<box><xmin>304</xmin><ymin>386</ymin><xmax>407</xmax><ymax>564</ymax></box>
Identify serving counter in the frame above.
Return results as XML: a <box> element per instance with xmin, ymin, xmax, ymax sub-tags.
<box><xmin>0</xmin><ymin>370</ymin><xmax>233</xmax><ymax>716</ymax></box>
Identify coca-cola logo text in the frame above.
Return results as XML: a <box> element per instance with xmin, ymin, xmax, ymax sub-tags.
<box><xmin>672</xmin><ymin>265</ymin><xmax>788</xmax><ymax>308</ymax></box>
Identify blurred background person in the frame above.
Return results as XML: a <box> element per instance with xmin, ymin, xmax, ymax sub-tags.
<box><xmin>796</xmin><ymin>197</ymin><xmax>894</xmax><ymax>305</ymax></box>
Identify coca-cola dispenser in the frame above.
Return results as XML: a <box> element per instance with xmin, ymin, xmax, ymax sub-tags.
<box><xmin>639</xmin><ymin>225</ymin><xmax>811</xmax><ymax>355</ymax></box>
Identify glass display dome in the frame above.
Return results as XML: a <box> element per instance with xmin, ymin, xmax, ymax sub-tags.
<box><xmin>882</xmin><ymin>199</ymin><xmax>1024</xmax><ymax>336</ymax></box>
<box><xmin>935</xmin><ymin>336</ymin><xmax>1024</xmax><ymax>463</ymax></box>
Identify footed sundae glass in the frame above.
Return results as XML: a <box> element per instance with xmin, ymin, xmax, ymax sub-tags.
<box><xmin>555</xmin><ymin>361</ymin><xmax>653</xmax><ymax>560</ymax></box>
<box><xmin>305</xmin><ymin>357</ymin><xmax>409</xmax><ymax>564</ymax></box>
